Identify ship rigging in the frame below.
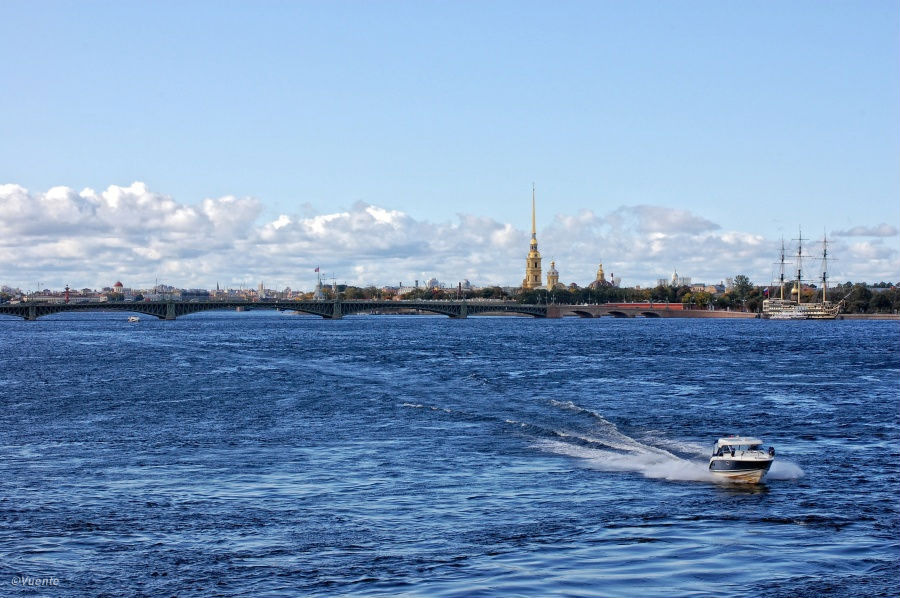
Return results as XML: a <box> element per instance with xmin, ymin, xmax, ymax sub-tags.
<box><xmin>762</xmin><ymin>228</ymin><xmax>842</xmax><ymax>320</ymax></box>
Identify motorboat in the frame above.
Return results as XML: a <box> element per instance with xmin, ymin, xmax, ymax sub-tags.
<box><xmin>709</xmin><ymin>436</ymin><xmax>775</xmax><ymax>483</ymax></box>
<box><xmin>127</xmin><ymin>316</ymin><xmax>140</xmax><ymax>323</ymax></box>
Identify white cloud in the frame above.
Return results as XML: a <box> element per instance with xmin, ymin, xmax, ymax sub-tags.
<box><xmin>0</xmin><ymin>181</ymin><xmax>896</xmax><ymax>290</ymax></box>
<box><xmin>833</xmin><ymin>223</ymin><xmax>898</xmax><ymax>237</ymax></box>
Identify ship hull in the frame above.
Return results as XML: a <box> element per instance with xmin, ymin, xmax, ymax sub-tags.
<box><xmin>762</xmin><ymin>299</ymin><xmax>841</xmax><ymax>320</ymax></box>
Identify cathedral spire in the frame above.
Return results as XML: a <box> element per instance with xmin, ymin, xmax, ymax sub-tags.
<box><xmin>531</xmin><ymin>183</ymin><xmax>536</xmax><ymax>242</ymax></box>
<box><xmin>522</xmin><ymin>184</ymin><xmax>542</xmax><ymax>290</ymax></box>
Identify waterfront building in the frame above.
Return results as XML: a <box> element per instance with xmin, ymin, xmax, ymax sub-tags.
<box><xmin>522</xmin><ymin>185</ymin><xmax>542</xmax><ymax>290</ymax></box>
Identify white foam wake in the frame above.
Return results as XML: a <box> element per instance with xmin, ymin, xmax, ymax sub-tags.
<box><xmin>541</xmin><ymin>400</ymin><xmax>805</xmax><ymax>483</ymax></box>
<box><xmin>766</xmin><ymin>459</ymin><xmax>805</xmax><ymax>480</ymax></box>
<box><xmin>536</xmin><ymin>438</ymin><xmax>717</xmax><ymax>482</ymax></box>
<box><xmin>548</xmin><ymin>400</ymin><xmax>680</xmax><ymax>459</ymax></box>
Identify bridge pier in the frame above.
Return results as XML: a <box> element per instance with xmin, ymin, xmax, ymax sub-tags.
<box><xmin>329</xmin><ymin>300</ymin><xmax>342</xmax><ymax>320</ymax></box>
<box><xmin>450</xmin><ymin>302</ymin><xmax>468</xmax><ymax>319</ymax></box>
<box><xmin>545</xmin><ymin>306</ymin><xmax>562</xmax><ymax>319</ymax></box>
<box><xmin>26</xmin><ymin>306</ymin><xmax>37</xmax><ymax>321</ymax></box>
<box><xmin>165</xmin><ymin>302</ymin><xmax>177</xmax><ymax>320</ymax></box>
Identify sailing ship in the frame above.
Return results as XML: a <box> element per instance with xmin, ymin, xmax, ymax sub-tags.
<box><xmin>762</xmin><ymin>229</ymin><xmax>842</xmax><ymax>320</ymax></box>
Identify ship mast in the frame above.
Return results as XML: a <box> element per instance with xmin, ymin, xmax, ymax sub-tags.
<box><xmin>821</xmin><ymin>233</ymin><xmax>829</xmax><ymax>304</ymax></box>
<box><xmin>794</xmin><ymin>226</ymin><xmax>804</xmax><ymax>305</ymax></box>
<box><xmin>779</xmin><ymin>238</ymin><xmax>786</xmax><ymax>300</ymax></box>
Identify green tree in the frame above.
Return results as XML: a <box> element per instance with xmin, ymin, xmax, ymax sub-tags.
<box><xmin>692</xmin><ymin>291</ymin><xmax>712</xmax><ymax>308</ymax></box>
<box><xmin>550</xmin><ymin>288</ymin><xmax>573</xmax><ymax>304</ymax></box>
<box><xmin>871</xmin><ymin>292</ymin><xmax>892</xmax><ymax>313</ymax></box>
<box><xmin>732</xmin><ymin>274</ymin><xmax>753</xmax><ymax>300</ymax></box>
<box><xmin>479</xmin><ymin>286</ymin><xmax>505</xmax><ymax>299</ymax></box>
<box><xmin>844</xmin><ymin>284</ymin><xmax>872</xmax><ymax>313</ymax></box>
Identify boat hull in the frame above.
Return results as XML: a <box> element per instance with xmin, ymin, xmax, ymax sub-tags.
<box><xmin>709</xmin><ymin>458</ymin><xmax>773</xmax><ymax>483</ymax></box>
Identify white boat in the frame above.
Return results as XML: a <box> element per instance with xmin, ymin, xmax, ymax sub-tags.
<box><xmin>127</xmin><ymin>316</ymin><xmax>140</xmax><ymax>323</ymax></box>
<box><xmin>709</xmin><ymin>436</ymin><xmax>775</xmax><ymax>483</ymax></box>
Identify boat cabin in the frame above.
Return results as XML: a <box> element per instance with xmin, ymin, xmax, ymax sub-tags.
<box><xmin>713</xmin><ymin>436</ymin><xmax>766</xmax><ymax>456</ymax></box>
<box><xmin>715</xmin><ymin>436</ymin><xmax>763</xmax><ymax>449</ymax></box>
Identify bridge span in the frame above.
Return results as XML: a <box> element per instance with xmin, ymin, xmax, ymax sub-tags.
<box><xmin>0</xmin><ymin>299</ymin><xmax>756</xmax><ymax>321</ymax></box>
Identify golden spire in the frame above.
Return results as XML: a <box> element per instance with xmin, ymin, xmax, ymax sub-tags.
<box><xmin>523</xmin><ymin>183</ymin><xmax>543</xmax><ymax>290</ymax></box>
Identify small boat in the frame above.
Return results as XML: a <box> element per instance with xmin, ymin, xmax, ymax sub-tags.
<box><xmin>127</xmin><ymin>316</ymin><xmax>140</xmax><ymax>323</ymax></box>
<box><xmin>709</xmin><ymin>436</ymin><xmax>775</xmax><ymax>483</ymax></box>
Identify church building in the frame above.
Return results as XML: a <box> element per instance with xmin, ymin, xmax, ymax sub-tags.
<box><xmin>522</xmin><ymin>185</ymin><xmax>542</xmax><ymax>290</ymax></box>
<box><xmin>546</xmin><ymin>261</ymin><xmax>560</xmax><ymax>289</ymax></box>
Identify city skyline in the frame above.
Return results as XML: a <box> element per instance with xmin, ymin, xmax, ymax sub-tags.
<box><xmin>0</xmin><ymin>179</ymin><xmax>896</xmax><ymax>292</ymax></box>
<box><xmin>1</xmin><ymin>2</ymin><xmax>897</xmax><ymax>290</ymax></box>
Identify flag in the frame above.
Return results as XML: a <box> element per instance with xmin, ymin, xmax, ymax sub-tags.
<box><xmin>764</xmin><ymin>287</ymin><xmax>769</xmax><ymax>296</ymax></box>
<box><xmin>314</xmin><ymin>267</ymin><xmax>319</xmax><ymax>272</ymax></box>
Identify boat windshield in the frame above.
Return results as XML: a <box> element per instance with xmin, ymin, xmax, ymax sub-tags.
<box><xmin>715</xmin><ymin>443</ymin><xmax>763</xmax><ymax>454</ymax></box>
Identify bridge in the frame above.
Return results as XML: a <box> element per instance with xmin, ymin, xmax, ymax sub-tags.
<box><xmin>0</xmin><ymin>299</ymin><xmax>755</xmax><ymax>321</ymax></box>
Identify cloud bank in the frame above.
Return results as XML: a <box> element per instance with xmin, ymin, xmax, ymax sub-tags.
<box><xmin>832</xmin><ymin>223</ymin><xmax>898</xmax><ymax>238</ymax></box>
<box><xmin>0</xmin><ymin>182</ymin><xmax>896</xmax><ymax>290</ymax></box>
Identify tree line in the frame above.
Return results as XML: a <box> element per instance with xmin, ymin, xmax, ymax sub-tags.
<box><xmin>40</xmin><ymin>278</ymin><xmax>892</xmax><ymax>314</ymax></box>
<box><xmin>280</xmin><ymin>278</ymin><xmax>900</xmax><ymax>313</ymax></box>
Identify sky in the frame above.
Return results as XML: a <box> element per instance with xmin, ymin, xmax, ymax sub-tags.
<box><xmin>1</xmin><ymin>1</ymin><xmax>897</xmax><ymax>291</ymax></box>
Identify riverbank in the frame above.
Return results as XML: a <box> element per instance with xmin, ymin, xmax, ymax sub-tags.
<box><xmin>837</xmin><ymin>313</ymin><xmax>900</xmax><ymax>320</ymax></box>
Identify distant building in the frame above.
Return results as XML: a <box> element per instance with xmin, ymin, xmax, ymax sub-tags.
<box><xmin>691</xmin><ymin>283</ymin><xmax>721</xmax><ymax>294</ymax></box>
<box><xmin>658</xmin><ymin>269</ymin><xmax>691</xmax><ymax>288</ymax></box>
<box><xmin>313</xmin><ymin>278</ymin><xmax>325</xmax><ymax>300</ymax></box>
<box><xmin>110</xmin><ymin>280</ymin><xmax>136</xmax><ymax>300</ymax></box>
<box><xmin>588</xmin><ymin>263</ymin><xmax>615</xmax><ymax>289</ymax></box>
<box><xmin>522</xmin><ymin>185</ymin><xmax>542</xmax><ymax>290</ymax></box>
<box><xmin>180</xmin><ymin>289</ymin><xmax>210</xmax><ymax>301</ymax></box>
<box><xmin>546</xmin><ymin>261</ymin><xmax>561</xmax><ymax>289</ymax></box>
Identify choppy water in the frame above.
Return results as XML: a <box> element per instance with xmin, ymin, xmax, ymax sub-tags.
<box><xmin>1</xmin><ymin>313</ymin><xmax>898</xmax><ymax>597</ymax></box>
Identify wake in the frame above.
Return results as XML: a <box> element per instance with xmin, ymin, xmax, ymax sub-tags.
<box><xmin>538</xmin><ymin>400</ymin><xmax>804</xmax><ymax>483</ymax></box>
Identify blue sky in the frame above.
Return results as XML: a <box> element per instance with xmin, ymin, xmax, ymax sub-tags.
<box><xmin>1</xmin><ymin>2</ymin><xmax>897</xmax><ymax>289</ymax></box>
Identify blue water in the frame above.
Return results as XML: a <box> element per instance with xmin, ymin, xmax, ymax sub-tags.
<box><xmin>1</xmin><ymin>313</ymin><xmax>898</xmax><ymax>597</ymax></box>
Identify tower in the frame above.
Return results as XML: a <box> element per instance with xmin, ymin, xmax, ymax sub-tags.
<box><xmin>313</xmin><ymin>266</ymin><xmax>324</xmax><ymax>300</ymax></box>
<box><xmin>596</xmin><ymin>263</ymin><xmax>606</xmax><ymax>284</ymax></box>
<box><xmin>522</xmin><ymin>184</ymin><xmax>542</xmax><ymax>290</ymax></box>
<box><xmin>547</xmin><ymin>261</ymin><xmax>559</xmax><ymax>289</ymax></box>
